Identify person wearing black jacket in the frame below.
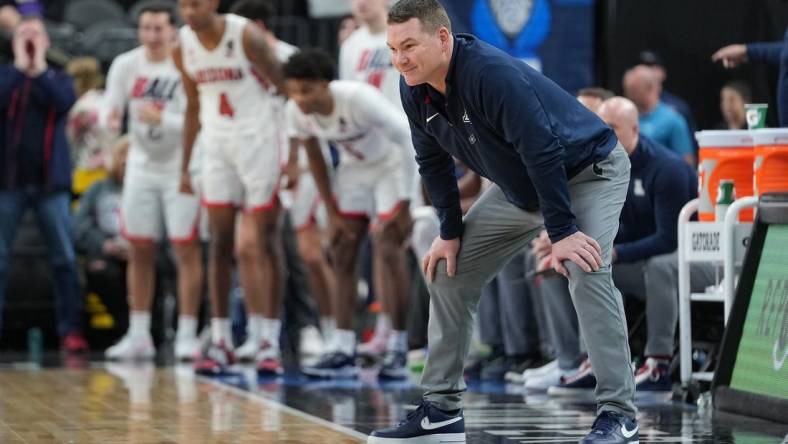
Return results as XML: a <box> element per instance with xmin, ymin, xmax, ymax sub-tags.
<box><xmin>0</xmin><ymin>16</ymin><xmax>84</xmax><ymax>351</ymax></box>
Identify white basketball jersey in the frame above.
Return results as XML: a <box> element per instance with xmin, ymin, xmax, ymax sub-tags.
<box><xmin>339</xmin><ymin>26</ymin><xmax>402</xmax><ymax>110</ymax></box>
<box><xmin>103</xmin><ymin>46</ymin><xmax>185</xmax><ymax>175</ymax></box>
<box><xmin>179</xmin><ymin>14</ymin><xmax>273</xmax><ymax>133</ymax></box>
<box><xmin>286</xmin><ymin>81</ymin><xmax>411</xmax><ymax>167</ymax></box>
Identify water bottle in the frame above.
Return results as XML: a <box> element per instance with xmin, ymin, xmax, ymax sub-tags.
<box><xmin>27</xmin><ymin>327</ymin><xmax>43</xmax><ymax>363</ymax></box>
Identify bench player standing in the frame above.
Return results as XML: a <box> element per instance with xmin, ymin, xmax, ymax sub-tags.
<box><xmin>103</xmin><ymin>3</ymin><xmax>203</xmax><ymax>361</ymax></box>
<box><xmin>174</xmin><ymin>0</ymin><xmax>286</xmax><ymax>375</ymax></box>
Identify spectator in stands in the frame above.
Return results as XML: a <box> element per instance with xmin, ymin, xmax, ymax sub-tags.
<box><xmin>74</xmin><ymin>136</ymin><xmax>129</xmax><ymax>331</ymax></box>
<box><xmin>637</xmin><ymin>50</ymin><xmax>697</xmax><ymax>148</ymax></box>
<box><xmin>66</xmin><ymin>56</ymin><xmax>116</xmax><ymax>175</ymax></box>
<box><xmin>0</xmin><ymin>17</ymin><xmax>85</xmax><ymax>351</ymax></box>
<box><xmin>713</xmin><ymin>28</ymin><xmax>788</xmax><ymax>127</ymax></box>
<box><xmin>599</xmin><ymin>97</ymin><xmax>699</xmax><ymax>392</ymax></box>
<box><xmin>624</xmin><ymin>65</ymin><xmax>695</xmax><ymax>165</ymax></box>
<box><xmin>0</xmin><ymin>2</ymin><xmax>20</xmax><ymax>32</ymax></box>
<box><xmin>717</xmin><ymin>80</ymin><xmax>751</xmax><ymax>130</ymax></box>
<box><xmin>576</xmin><ymin>87</ymin><xmax>614</xmax><ymax>114</ymax></box>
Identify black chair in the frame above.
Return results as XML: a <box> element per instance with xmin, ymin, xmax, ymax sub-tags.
<box><xmin>64</xmin><ymin>0</ymin><xmax>127</xmax><ymax>31</ymax></box>
<box><xmin>127</xmin><ymin>0</ymin><xmax>181</xmax><ymax>26</ymax></box>
<box><xmin>79</xmin><ymin>23</ymin><xmax>138</xmax><ymax>68</ymax></box>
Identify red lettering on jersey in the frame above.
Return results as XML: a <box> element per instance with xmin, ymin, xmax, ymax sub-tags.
<box><xmin>195</xmin><ymin>67</ymin><xmax>245</xmax><ymax>84</ymax></box>
<box><xmin>367</xmin><ymin>71</ymin><xmax>384</xmax><ymax>89</ymax></box>
<box><xmin>131</xmin><ymin>77</ymin><xmax>149</xmax><ymax>98</ymax></box>
<box><xmin>356</xmin><ymin>50</ymin><xmax>371</xmax><ymax>72</ymax></box>
<box><xmin>219</xmin><ymin>92</ymin><xmax>235</xmax><ymax>118</ymax></box>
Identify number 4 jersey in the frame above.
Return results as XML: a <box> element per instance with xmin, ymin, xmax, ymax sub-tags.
<box><xmin>179</xmin><ymin>13</ymin><xmax>275</xmax><ymax>134</ymax></box>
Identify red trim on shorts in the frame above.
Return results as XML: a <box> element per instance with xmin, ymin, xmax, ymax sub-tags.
<box><xmin>377</xmin><ymin>200</ymin><xmax>405</xmax><ymax>222</ymax></box>
<box><xmin>170</xmin><ymin>209</ymin><xmax>201</xmax><ymax>245</ymax></box>
<box><xmin>244</xmin><ymin>173</ymin><xmax>282</xmax><ymax>213</ymax></box>
<box><xmin>118</xmin><ymin>209</ymin><xmax>156</xmax><ymax>244</ymax></box>
<box><xmin>337</xmin><ymin>209</ymin><xmax>370</xmax><ymax>220</ymax></box>
<box><xmin>200</xmin><ymin>197</ymin><xmax>237</xmax><ymax>209</ymax></box>
<box><xmin>295</xmin><ymin>195</ymin><xmax>322</xmax><ymax>232</ymax></box>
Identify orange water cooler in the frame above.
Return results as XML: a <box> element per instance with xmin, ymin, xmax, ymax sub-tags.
<box><xmin>752</xmin><ymin>129</ymin><xmax>788</xmax><ymax>197</ymax></box>
<box><xmin>695</xmin><ymin>130</ymin><xmax>755</xmax><ymax>222</ymax></box>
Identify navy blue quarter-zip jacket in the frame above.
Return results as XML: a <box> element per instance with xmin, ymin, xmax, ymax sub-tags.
<box><xmin>614</xmin><ymin>136</ymin><xmax>697</xmax><ymax>263</ymax></box>
<box><xmin>747</xmin><ymin>27</ymin><xmax>788</xmax><ymax>127</ymax></box>
<box><xmin>400</xmin><ymin>34</ymin><xmax>617</xmax><ymax>242</ymax></box>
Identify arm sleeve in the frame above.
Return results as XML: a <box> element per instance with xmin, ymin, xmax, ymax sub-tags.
<box><xmin>30</xmin><ymin>70</ymin><xmax>76</xmax><ymax>115</ymax></box>
<box><xmin>615</xmin><ymin>166</ymin><xmax>689</xmax><ymax>263</ymax></box>
<box><xmin>669</xmin><ymin>115</ymin><xmax>693</xmax><ymax>155</ymax></box>
<box><xmin>747</xmin><ymin>41</ymin><xmax>784</xmax><ymax>66</ymax></box>
<box><xmin>74</xmin><ymin>184</ymin><xmax>110</xmax><ymax>257</ymax></box>
<box><xmin>401</xmin><ymin>85</ymin><xmax>462</xmax><ymax>239</ymax></box>
<box><xmin>100</xmin><ymin>56</ymin><xmax>127</xmax><ymax>128</ymax></box>
<box><xmin>352</xmin><ymin>85</ymin><xmax>417</xmax><ymax>200</ymax></box>
<box><xmin>478</xmin><ymin>65</ymin><xmax>577</xmax><ymax>243</ymax></box>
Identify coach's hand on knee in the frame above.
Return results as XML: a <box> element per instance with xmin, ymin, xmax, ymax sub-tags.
<box><xmin>550</xmin><ymin>231</ymin><xmax>603</xmax><ymax>277</ymax></box>
<box><xmin>422</xmin><ymin>236</ymin><xmax>460</xmax><ymax>282</ymax></box>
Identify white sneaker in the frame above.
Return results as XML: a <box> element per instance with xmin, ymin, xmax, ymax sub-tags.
<box><xmin>299</xmin><ymin>325</ymin><xmax>325</xmax><ymax>357</ymax></box>
<box><xmin>105</xmin><ymin>333</ymin><xmax>155</xmax><ymax>361</ymax></box>
<box><xmin>174</xmin><ymin>336</ymin><xmax>201</xmax><ymax>361</ymax></box>
<box><xmin>523</xmin><ymin>359</ymin><xmax>559</xmax><ymax>381</ymax></box>
<box><xmin>524</xmin><ymin>364</ymin><xmax>579</xmax><ymax>390</ymax></box>
<box><xmin>235</xmin><ymin>338</ymin><xmax>262</xmax><ymax>362</ymax></box>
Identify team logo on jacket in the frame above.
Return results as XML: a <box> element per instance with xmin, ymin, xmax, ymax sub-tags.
<box><xmin>490</xmin><ymin>0</ymin><xmax>533</xmax><ymax>39</ymax></box>
<box><xmin>462</xmin><ymin>109</ymin><xmax>471</xmax><ymax>124</ymax></box>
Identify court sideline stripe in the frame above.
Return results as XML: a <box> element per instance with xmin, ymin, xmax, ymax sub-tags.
<box><xmin>198</xmin><ymin>376</ymin><xmax>369</xmax><ymax>442</ymax></box>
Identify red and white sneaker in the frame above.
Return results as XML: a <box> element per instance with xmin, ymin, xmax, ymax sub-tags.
<box><xmin>255</xmin><ymin>340</ymin><xmax>283</xmax><ymax>376</ymax></box>
<box><xmin>194</xmin><ymin>341</ymin><xmax>236</xmax><ymax>376</ymax></box>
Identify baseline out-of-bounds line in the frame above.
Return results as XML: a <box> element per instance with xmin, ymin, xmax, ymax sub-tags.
<box><xmin>198</xmin><ymin>375</ymin><xmax>369</xmax><ymax>442</ymax></box>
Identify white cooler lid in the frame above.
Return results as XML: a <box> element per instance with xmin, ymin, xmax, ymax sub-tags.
<box><xmin>695</xmin><ymin>130</ymin><xmax>753</xmax><ymax>148</ymax></box>
<box><xmin>750</xmin><ymin>128</ymin><xmax>788</xmax><ymax>145</ymax></box>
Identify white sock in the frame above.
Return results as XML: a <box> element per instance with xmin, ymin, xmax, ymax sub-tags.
<box><xmin>263</xmin><ymin>318</ymin><xmax>281</xmax><ymax>345</ymax></box>
<box><xmin>335</xmin><ymin>329</ymin><xmax>356</xmax><ymax>356</ymax></box>
<box><xmin>129</xmin><ymin>311</ymin><xmax>151</xmax><ymax>338</ymax></box>
<box><xmin>376</xmin><ymin>313</ymin><xmax>392</xmax><ymax>334</ymax></box>
<box><xmin>211</xmin><ymin>318</ymin><xmax>231</xmax><ymax>345</ymax></box>
<box><xmin>320</xmin><ymin>317</ymin><xmax>336</xmax><ymax>338</ymax></box>
<box><xmin>246</xmin><ymin>315</ymin><xmax>265</xmax><ymax>344</ymax></box>
<box><xmin>387</xmin><ymin>330</ymin><xmax>408</xmax><ymax>353</ymax></box>
<box><xmin>176</xmin><ymin>315</ymin><xmax>197</xmax><ymax>340</ymax></box>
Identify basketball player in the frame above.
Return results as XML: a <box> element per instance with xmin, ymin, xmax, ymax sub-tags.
<box><xmin>340</xmin><ymin>0</ymin><xmax>418</xmax><ymax>361</ymax></box>
<box><xmin>232</xmin><ymin>0</ymin><xmax>338</xmax><ymax>352</ymax></box>
<box><xmin>175</xmin><ymin>0</ymin><xmax>286</xmax><ymax>376</ymax></box>
<box><xmin>102</xmin><ymin>3</ymin><xmax>203</xmax><ymax>361</ymax></box>
<box><xmin>284</xmin><ymin>49</ymin><xmax>415</xmax><ymax>379</ymax></box>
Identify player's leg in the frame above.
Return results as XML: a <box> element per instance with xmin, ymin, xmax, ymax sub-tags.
<box><xmin>303</xmin><ymin>163</ymin><xmax>369</xmax><ymax>378</ymax></box>
<box><xmin>107</xmin><ymin>174</ymin><xmax>160</xmax><ymax>360</ymax></box>
<box><xmin>164</xmin><ymin>182</ymin><xmax>204</xmax><ymax>361</ymax></box>
<box><xmin>293</xmin><ymin>174</ymin><xmax>336</xmax><ymax>342</ymax></box>
<box><xmin>231</xmin><ymin>128</ymin><xmax>286</xmax><ymax>374</ymax></box>
<box><xmin>236</xmin><ymin>204</ymin><xmax>285</xmax><ymax>374</ymax></box>
<box><xmin>194</xmin><ymin>135</ymin><xmax>241</xmax><ymax>375</ymax></box>
<box><xmin>373</xmin><ymin>200</ymin><xmax>412</xmax><ymax>380</ymax></box>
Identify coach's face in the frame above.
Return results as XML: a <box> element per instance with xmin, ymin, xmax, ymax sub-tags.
<box><xmin>388</xmin><ymin>18</ymin><xmax>450</xmax><ymax>86</ymax></box>
<box><xmin>178</xmin><ymin>0</ymin><xmax>217</xmax><ymax>31</ymax></box>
